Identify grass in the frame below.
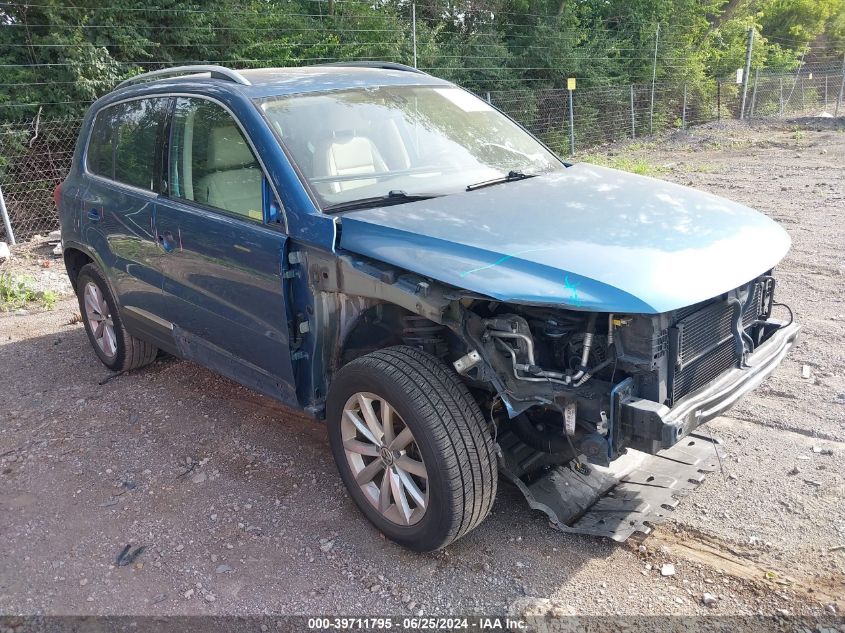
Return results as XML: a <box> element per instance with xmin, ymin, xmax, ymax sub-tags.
<box><xmin>0</xmin><ymin>273</ymin><xmax>57</xmax><ymax>311</ymax></box>
<box><xmin>578</xmin><ymin>153</ymin><xmax>665</xmax><ymax>176</ymax></box>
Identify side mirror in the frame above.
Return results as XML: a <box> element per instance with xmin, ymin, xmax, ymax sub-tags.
<box><xmin>263</xmin><ymin>176</ymin><xmax>283</xmax><ymax>224</ymax></box>
<box><xmin>269</xmin><ymin>200</ymin><xmax>282</xmax><ymax>224</ymax></box>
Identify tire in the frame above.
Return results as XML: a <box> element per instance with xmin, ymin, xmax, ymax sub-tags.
<box><xmin>76</xmin><ymin>263</ymin><xmax>158</xmax><ymax>372</ymax></box>
<box><xmin>327</xmin><ymin>345</ymin><xmax>497</xmax><ymax>552</ymax></box>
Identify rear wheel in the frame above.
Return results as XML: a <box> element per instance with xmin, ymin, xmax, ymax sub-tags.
<box><xmin>327</xmin><ymin>346</ymin><xmax>497</xmax><ymax>551</ymax></box>
<box><xmin>76</xmin><ymin>263</ymin><xmax>158</xmax><ymax>372</ymax></box>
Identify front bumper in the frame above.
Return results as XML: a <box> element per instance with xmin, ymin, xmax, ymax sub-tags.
<box><xmin>621</xmin><ymin>321</ymin><xmax>801</xmax><ymax>454</ymax></box>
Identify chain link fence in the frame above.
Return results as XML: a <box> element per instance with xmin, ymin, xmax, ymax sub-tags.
<box><xmin>1</xmin><ymin>65</ymin><xmax>843</xmax><ymax>243</ymax></box>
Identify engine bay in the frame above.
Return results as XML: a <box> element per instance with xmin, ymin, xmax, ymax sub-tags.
<box><xmin>453</xmin><ymin>274</ymin><xmax>780</xmax><ymax>468</ymax></box>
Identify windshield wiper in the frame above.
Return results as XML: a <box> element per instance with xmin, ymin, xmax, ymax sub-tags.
<box><xmin>466</xmin><ymin>170</ymin><xmax>536</xmax><ymax>192</ymax></box>
<box><xmin>322</xmin><ymin>190</ymin><xmax>441</xmax><ymax>213</ymax></box>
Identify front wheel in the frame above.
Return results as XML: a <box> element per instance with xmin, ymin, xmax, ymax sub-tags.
<box><xmin>327</xmin><ymin>346</ymin><xmax>497</xmax><ymax>552</ymax></box>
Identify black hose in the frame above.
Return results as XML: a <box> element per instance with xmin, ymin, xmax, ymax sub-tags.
<box><xmin>772</xmin><ymin>302</ymin><xmax>794</xmax><ymax>327</ymax></box>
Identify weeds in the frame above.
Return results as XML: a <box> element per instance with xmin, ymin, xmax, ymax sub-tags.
<box><xmin>0</xmin><ymin>273</ymin><xmax>56</xmax><ymax>311</ymax></box>
<box><xmin>578</xmin><ymin>154</ymin><xmax>666</xmax><ymax>176</ymax></box>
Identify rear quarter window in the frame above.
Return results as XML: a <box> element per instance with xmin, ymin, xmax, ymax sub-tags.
<box><xmin>86</xmin><ymin>98</ymin><xmax>170</xmax><ymax>191</ymax></box>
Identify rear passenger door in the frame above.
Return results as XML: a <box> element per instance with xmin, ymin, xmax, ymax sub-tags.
<box><xmin>82</xmin><ymin>97</ymin><xmax>172</xmax><ymax>344</ymax></box>
<box><xmin>154</xmin><ymin>96</ymin><xmax>297</xmax><ymax>405</ymax></box>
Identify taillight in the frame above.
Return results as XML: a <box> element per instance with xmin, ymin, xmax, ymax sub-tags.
<box><xmin>53</xmin><ymin>182</ymin><xmax>63</xmax><ymax>209</ymax></box>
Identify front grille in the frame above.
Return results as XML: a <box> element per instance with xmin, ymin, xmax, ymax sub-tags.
<box><xmin>669</xmin><ymin>283</ymin><xmax>764</xmax><ymax>405</ymax></box>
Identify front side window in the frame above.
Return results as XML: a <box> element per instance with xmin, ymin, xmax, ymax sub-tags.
<box><xmin>258</xmin><ymin>85</ymin><xmax>563</xmax><ymax>209</ymax></box>
<box><xmin>87</xmin><ymin>98</ymin><xmax>169</xmax><ymax>191</ymax></box>
<box><xmin>168</xmin><ymin>97</ymin><xmax>263</xmax><ymax>221</ymax></box>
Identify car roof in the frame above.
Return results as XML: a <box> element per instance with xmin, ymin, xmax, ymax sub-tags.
<box><xmin>108</xmin><ymin>64</ymin><xmax>454</xmax><ymax>101</ymax></box>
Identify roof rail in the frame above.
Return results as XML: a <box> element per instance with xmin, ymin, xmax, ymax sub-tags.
<box><xmin>316</xmin><ymin>61</ymin><xmax>428</xmax><ymax>75</ymax></box>
<box><xmin>116</xmin><ymin>65</ymin><xmax>251</xmax><ymax>90</ymax></box>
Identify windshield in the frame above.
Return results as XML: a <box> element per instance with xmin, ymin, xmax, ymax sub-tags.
<box><xmin>258</xmin><ymin>85</ymin><xmax>563</xmax><ymax>209</ymax></box>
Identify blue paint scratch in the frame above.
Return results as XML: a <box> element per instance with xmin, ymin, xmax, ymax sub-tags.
<box><xmin>459</xmin><ymin>247</ymin><xmax>553</xmax><ymax>278</ymax></box>
<box><xmin>564</xmin><ymin>274</ymin><xmax>583</xmax><ymax>307</ymax></box>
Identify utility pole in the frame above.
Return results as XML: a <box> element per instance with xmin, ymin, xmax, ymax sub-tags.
<box><xmin>836</xmin><ymin>52</ymin><xmax>845</xmax><ymax>117</ymax></box>
<box><xmin>650</xmin><ymin>22</ymin><xmax>660</xmax><ymax>134</ymax></box>
<box><xmin>739</xmin><ymin>27</ymin><xmax>754</xmax><ymax>120</ymax></box>
<box><xmin>411</xmin><ymin>2</ymin><xmax>417</xmax><ymax>69</ymax></box>
<box><xmin>567</xmin><ymin>78</ymin><xmax>576</xmax><ymax>155</ymax></box>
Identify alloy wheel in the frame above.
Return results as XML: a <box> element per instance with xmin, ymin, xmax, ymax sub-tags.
<box><xmin>83</xmin><ymin>281</ymin><xmax>117</xmax><ymax>358</ymax></box>
<box><xmin>341</xmin><ymin>392</ymin><xmax>429</xmax><ymax>526</ymax></box>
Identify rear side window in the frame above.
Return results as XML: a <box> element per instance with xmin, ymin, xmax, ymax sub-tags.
<box><xmin>168</xmin><ymin>97</ymin><xmax>263</xmax><ymax>221</ymax></box>
<box><xmin>86</xmin><ymin>98</ymin><xmax>169</xmax><ymax>191</ymax></box>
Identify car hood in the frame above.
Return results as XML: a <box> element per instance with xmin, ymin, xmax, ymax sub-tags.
<box><xmin>337</xmin><ymin>164</ymin><xmax>791</xmax><ymax>313</ymax></box>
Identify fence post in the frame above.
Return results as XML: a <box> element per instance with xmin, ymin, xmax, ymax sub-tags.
<box><xmin>411</xmin><ymin>2</ymin><xmax>417</xmax><ymax>69</ymax></box>
<box><xmin>739</xmin><ymin>27</ymin><xmax>754</xmax><ymax>119</ymax></box>
<box><xmin>630</xmin><ymin>84</ymin><xmax>636</xmax><ymax>138</ymax></box>
<box><xmin>749</xmin><ymin>69</ymin><xmax>759</xmax><ymax>118</ymax></box>
<box><xmin>836</xmin><ymin>52</ymin><xmax>844</xmax><ymax>117</ymax></box>
<box><xmin>717</xmin><ymin>81</ymin><xmax>721</xmax><ymax>121</ymax></box>
<box><xmin>568</xmin><ymin>87</ymin><xmax>575</xmax><ymax>155</ymax></box>
<box><xmin>682</xmin><ymin>84</ymin><xmax>687</xmax><ymax>130</ymax></box>
<box><xmin>825</xmin><ymin>75</ymin><xmax>828</xmax><ymax>109</ymax></box>
<box><xmin>0</xmin><ymin>185</ymin><xmax>16</xmax><ymax>246</ymax></box>
<box><xmin>486</xmin><ymin>91</ymin><xmax>491</xmax><ymax>104</ymax></box>
<box><xmin>800</xmin><ymin>76</ymin><xmax>805</xmax><ymax>111</ymax></box>
<box><xmin>779</xmin><ymin>77</ymin><xmax>784</xmax><ymax>115</ymax></box>
<box><xmin>649</xmin><ymin>23</ymin><xmax>660</xmax><ymax>134</ymax></box>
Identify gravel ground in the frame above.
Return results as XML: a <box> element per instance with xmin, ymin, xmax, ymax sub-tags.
<box><xmin>1</xmin><ymin>120</ymin><xmax>843</xmax><ymax>623</ymax></box>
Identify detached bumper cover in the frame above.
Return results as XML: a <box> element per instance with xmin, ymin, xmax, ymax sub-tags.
<box><xmin>622</xmin><ymin>321</ymin><xmax>801</xmax><ymax>453</ymax></box>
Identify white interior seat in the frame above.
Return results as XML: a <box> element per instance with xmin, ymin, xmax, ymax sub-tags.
<box><xmin>316</xmin><ymin>134</ymin><xmax>387</xmax><ymax>193</ymax></box>
<box><xmin>195</xmin><ymin>125</ymin><xmax>263</xmax><ymax>219</ymax></box>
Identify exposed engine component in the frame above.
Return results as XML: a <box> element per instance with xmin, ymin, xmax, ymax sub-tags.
<box><xmin>482</xmin><ymin>313</ymin><xmax>615</xmax><ymax>389</ymax></box>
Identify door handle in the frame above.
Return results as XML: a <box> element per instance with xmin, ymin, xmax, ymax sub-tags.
<box><xmin>87</xmin><ymin>208</ymin><xmax>101</xmax><ymax>221</ymax></box>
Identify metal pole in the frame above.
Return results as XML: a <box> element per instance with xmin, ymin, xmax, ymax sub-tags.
<box><xmin>740</xmin><ymin>27</ymin><xmax>754</xmax><ymax>119</ymax></box>
<box><xmin>649</xmin><ymin>22</ymin><xmax>660</xmax><ymax>134</ymax></box>
<box><xmin>717</xmin><ymin>81</ymin><xmax>721</xmax><ymax>121</ymax></box>
<box><xmin>485</xmin><ymin>91</ymin><xmax>491</xmax><ymax>104</ymax></box>
<box><xmin>568</xmin><ymin>88</ymin><xmax>575</xmax><ymax>155</ymax></box>
<box><xmin>749</xmin><ymin>69</ymin><xmax>759</xmax><ymax>118</ymax></box>
<box><xmin>630</xmin><ymin>84</ymin><xmax>636</xmax><ymax>138</ymax></box>
<box><xmin>411</xmin><ymin>2</ymin><xmax>417</xmax><ymax>69</ymax></box>
<box><xmin>0</xmin><ymin>184</ymin><xmax>16</xmax><ymax>246</ymax></box>
<box><xmin>779</xmin><ymin>77</ymin><xmax>784</xmax><ymax>115</ymax></box>
<box><xmin>836</xmin><ymin>52</ymin><xmax>845</xmax><ymax>117</ymax></box>
<box><xmin>800</xmin><ymin>76</ymin><xmax>805</xmax><ymax>111</ymax></box>
<box><xmin>682</xmin><ymin>84</ymin><xmax>687</xmax><ymax>130</ymax></box>
<box><xmin>825</xmin><ymin>75</ymin><xmax>828</xmax><ymax>108</ymax></box>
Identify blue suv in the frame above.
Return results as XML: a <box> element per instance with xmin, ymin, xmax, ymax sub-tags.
<box><xmin>58</xmin><ymin>63</ymin><xmax>800</xmax><ymax>551</ymax></box>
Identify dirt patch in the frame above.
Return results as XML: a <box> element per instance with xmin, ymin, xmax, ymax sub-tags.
<box><xmin>1</xmin><ymin>121</ymin><xmax>844</xmax><ymax>618</ymax></box>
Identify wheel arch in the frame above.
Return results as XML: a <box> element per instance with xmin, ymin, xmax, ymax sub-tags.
<box><xmin>335</xmin><ymin>301</ymin><xmax>413</xmax><ymax>369</ymax></box>
<box><xmin>63</xmin><ymin>246</ymin><xmax>94</xmax><ymax>292</ymax></box>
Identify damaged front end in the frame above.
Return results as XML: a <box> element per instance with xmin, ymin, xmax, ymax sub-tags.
<box><xmin>302</xmin><ymin>245</ymin><xmax>799</xmax><ymax>540</ymax></box>
<box><xmin>446</xmin><ymin>274</ymin><xmax>800</xmax><ymax>539</ymax></box>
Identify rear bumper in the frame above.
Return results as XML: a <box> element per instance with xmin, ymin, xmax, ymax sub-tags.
<box><xmin>622</xmin><ymin>321</ymin><xmax>801</xmax><ymax>453</ymax></box>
